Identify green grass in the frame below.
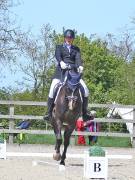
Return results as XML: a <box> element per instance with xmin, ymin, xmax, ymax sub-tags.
<box><xmin>88</xmin><ymin>136</ymin><xmax>131</xmax><ymax>147</ymax></box>
<box><xmin>14</xmin><ymin>134</ymin><xmax>132</xmax><ymax>147</ymax></box>
<box><xmin>14</xmin><ymin>134</ymin><xmax>56</xmax><ymax>144</ymax></box>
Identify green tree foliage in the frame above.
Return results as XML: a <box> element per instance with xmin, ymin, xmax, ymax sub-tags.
<box><xmin>8</xmin><ymin>31</ymin><xmax>135</xmax><ymax>106</ymax></box>
<box><xmin>109</xmin><ymin>59</ymin><xmax>135</xmax><ymax>104</ymax></box>
<box><xmin>0</xmin><ymin>88</ymin><xmax>10</xmax><ymax>114</ymax></box>
<box><xmin>74</xmin><ymin>35</ymin><xmax>124</xmax><ymax>103</ymax></box>
<box><xmin>1</xmin><ymin>26</ymin><xmax>135</xmax><ymax>132</ymax></box>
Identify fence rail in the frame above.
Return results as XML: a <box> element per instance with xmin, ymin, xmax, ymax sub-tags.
<box><xmin>0</xmin><ymin>129</ymin><xmax>133</xmax><ymax>137</ymax></box>
<box><xmin>0</xmin><ymin>115</ymin><xmax>134</xmax><ymax>123</ymax></box>
<box><xmin>0</xmin><ymin>100</ymin><xmax>135</xmax><ymax>108</ymax></box>
<box><xmin>0</xmin><ymin>100</ymin><xmax>135</xmax><ymax>147</ymax></box>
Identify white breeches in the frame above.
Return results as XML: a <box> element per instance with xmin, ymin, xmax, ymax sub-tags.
<box><xmin>48</xmin><ymin>78</ymin><xmax>89</xmax><ymax>98</ymax></box>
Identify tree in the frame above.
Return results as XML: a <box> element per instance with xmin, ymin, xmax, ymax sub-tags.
<box><xmin>18</xmin><ymin>24</ymin><xmax>56</xmax><ymax>99</ymax></box>
<box><xmin>0</xmin><ymin>0</ymin><xmax>24</xmax><ymax>63</ymax></box>
<box><xmin>106</xmin><ymin>32</ymin><xmax>134</xmax><ymax>61</ymax></box>
<box><xmin>73</xmin><ymin>34</ymin><xmax>122</xmax><ymax>103</ymax></box>
<box><xmin>105</xmin><ymin>30</ymin><xmax>135</xmax><ymax>104</ymax></box>
<box><xmin>109</xmin><ymin>59</ymin><xmax>135</xmax><ymax>104</ymax></box>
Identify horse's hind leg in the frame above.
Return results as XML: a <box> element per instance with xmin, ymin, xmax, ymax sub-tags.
<box><xmin>60</xmin><ymin>125</ymin><xmax>75</xmax><ymax>165</ymax></box>
<box><xmin>52</xmin><ymin>119</ymin><xmax>62</xmax><ymax>161</ymax></box>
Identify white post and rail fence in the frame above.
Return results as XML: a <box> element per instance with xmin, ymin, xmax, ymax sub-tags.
<box><xmin>0</xmin><ymin>100</ymin><xmax>135</xmax><ymax>147</ymax></box>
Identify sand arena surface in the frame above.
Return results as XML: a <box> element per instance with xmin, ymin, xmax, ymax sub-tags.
<box><xmin>0</xmin><ymin>144</ymin><xmax>135</xmax><ymax>180</ymax></box>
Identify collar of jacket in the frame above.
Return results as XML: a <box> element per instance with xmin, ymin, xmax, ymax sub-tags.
<box><xmin>63</xmin><ymin>42</ymin><xmax>71</xmax><ymax>47</ymax></box>
<box><xmin>63</xmin><ymin>43</ymin><xmax>74</xmax><ymax>52</ymax></box>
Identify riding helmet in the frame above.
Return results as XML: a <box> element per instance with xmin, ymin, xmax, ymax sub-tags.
<box><xmin>64</xmin><ymin>29</ymin><xmax>75</xmax><ymax>39</ymax></box>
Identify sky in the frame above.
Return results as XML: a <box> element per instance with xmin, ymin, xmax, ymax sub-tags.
<box><xmin>13</xmin><ymin>0</ymin><xmax>135</xmax><ymax>35</ymax></box>
<box><xmin>1</xmin><ymin>0</ymin><xmax>135</xmax><ymax>89</ymax></box>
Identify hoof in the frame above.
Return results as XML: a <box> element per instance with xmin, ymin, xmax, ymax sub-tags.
<box><xmin>59</xmin><ymin>165</ymin><xmax>65</xmax><ymax>171</ymax></box>
<box><xmin>60</xmin><ymin>161</ymin><xmax>65</xmax><ymax>166</ymax></box>
<box><xmin>53</xmin><ymin>153</ymin><xmax>61</xmax><ymax>161</ymax></box>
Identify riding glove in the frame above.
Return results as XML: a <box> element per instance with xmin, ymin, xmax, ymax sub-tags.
<box><xmin>60</xmin><ymin>61</ymin><xmax>67</xmax><ymax>69</ymax></box>
<box><xmin>78</xmin><ymin>66</ymin><xmax>83</xmax><ymax>73</ymax></box>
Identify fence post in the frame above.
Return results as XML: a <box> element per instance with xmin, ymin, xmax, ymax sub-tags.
<box><xmin>132</xmin><ymin>108</ymin><xmax>135</xmax><ymax>148</ymax></box>
<box><xmin>9</xmin><ymin>105</ymin><xmax>15</xmax><ymax>144</ymax></box>
<box><xmin>46</xmin><ymin>122</ymin><xmax>48</xmax><ymax>131</ymax></box>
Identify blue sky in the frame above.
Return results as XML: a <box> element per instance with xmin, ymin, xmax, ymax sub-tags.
<box><xmin>14</xmin><ymin>0</ymin><xmax>135</xmax><ymax>35</ymax></box>
<box><xmin>1</xmin><ymin>0</ymin><xmax>135</xmax><ymax>89</ymax></box>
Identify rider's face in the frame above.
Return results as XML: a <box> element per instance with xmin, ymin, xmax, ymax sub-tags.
<box><xmin>65</xmin><ymin>37</ymin><xmax>74</xmax><ymax>45</ymax></box>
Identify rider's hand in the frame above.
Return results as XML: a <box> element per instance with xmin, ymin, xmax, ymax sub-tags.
<box><xmin>78</xmin><ymin>66</ymin><xmax>83</xmax><ymax>73</ymax></box>
<box><xmin>60</xmin><ymin>61</ymin><xmax>67</xmax><ymax>69</ymax></box>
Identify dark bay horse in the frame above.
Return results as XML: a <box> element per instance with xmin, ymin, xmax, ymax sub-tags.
<box><xmin>51</xmin><ymin>69</ymin><xmax>82</xmax><ymax>166</ymax></box>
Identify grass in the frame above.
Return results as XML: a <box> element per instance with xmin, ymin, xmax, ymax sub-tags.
<box><xmin>90</xmin><ymin>136</ymin><xmax>131</xmax><ymax>147</ymax></box>
<box><xmin>14</xmin><ymin>134</ymin><xmax>132</xmax><ymax>147</ymax></box>
<box><xmin>14</xmin><ymin>134</ymin><xmax>56</xmax><ymax>144</ymax></box>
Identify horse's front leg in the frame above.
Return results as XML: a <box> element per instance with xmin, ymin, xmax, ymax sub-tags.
<box><xmin>60</xmin><ymin>125</ymin><xmax>75</xmax><ymax>165</ymax></box>
<box><xmin>52</xmin><ymin>119</ymin><xmax>62</xmax><ymax>161</ymax></box>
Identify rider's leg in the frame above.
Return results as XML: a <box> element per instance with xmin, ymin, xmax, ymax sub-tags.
<box><xmin>80</xmin><ymin>79</ymin><xmax>91</xmax><ymax>121</ymax></box>
<box><xmin>44</xmin><ymin>79</ymin><xmax>61</xmax><ymax>121</ymax></box>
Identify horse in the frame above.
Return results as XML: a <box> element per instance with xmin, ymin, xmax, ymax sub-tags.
<box><xmin>107</xmin><ymin>102</ymin><xmax>134</xmax><ymax>142</ymax></box>
<box><xmin>51</xmin><ymin>67</ymin><xmax>82</xmax><ymax>166</ymax></box>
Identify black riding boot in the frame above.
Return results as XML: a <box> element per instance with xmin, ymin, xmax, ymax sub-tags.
<box><xmin>44</xmin><ymin>98</ymin><xmax>54</xmax><ymax>122</ymax></box>
<box><xmin>82</xmin><ymin>97</ymin><xmax>91</xmax><ymax>121</ymax></box>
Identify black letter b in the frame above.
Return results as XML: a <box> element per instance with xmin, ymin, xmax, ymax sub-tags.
<box><xmin>94</xmin><ymin>163</ymin><xmax>101</xmax><ymax>172</ymax></box>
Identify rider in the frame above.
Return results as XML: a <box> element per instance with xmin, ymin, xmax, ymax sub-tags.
<box><xmin>44</xmin><ymin>29</ymin><xmax>91</xmax><ymax>121</ymax></box>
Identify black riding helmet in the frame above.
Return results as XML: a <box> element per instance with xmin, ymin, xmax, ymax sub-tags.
<box><xmin>64</xmin><ymin>29</ymin><xmax>75</xmax><ymax>39</ymax></box>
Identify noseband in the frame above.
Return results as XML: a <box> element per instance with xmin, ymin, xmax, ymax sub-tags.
<box><xmin>66</xmin><ymin>95</ymin><xmax>78</xmax><ymax>102</ymax></box>
<box><xmin>65</xmin><ymin>89</ymin><xmax>79</xmax><ymax>110</ymax></box>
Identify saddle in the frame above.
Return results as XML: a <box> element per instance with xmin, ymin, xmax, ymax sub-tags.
<box><xmin>66</xmin><ymin>70</ymin><xmax>81</xmax><ymax>90</ymax></box>
<box><xmin>54</xmin><ymin>70</ymin><xmax>84</xmax><ymax>103</ymax></box>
